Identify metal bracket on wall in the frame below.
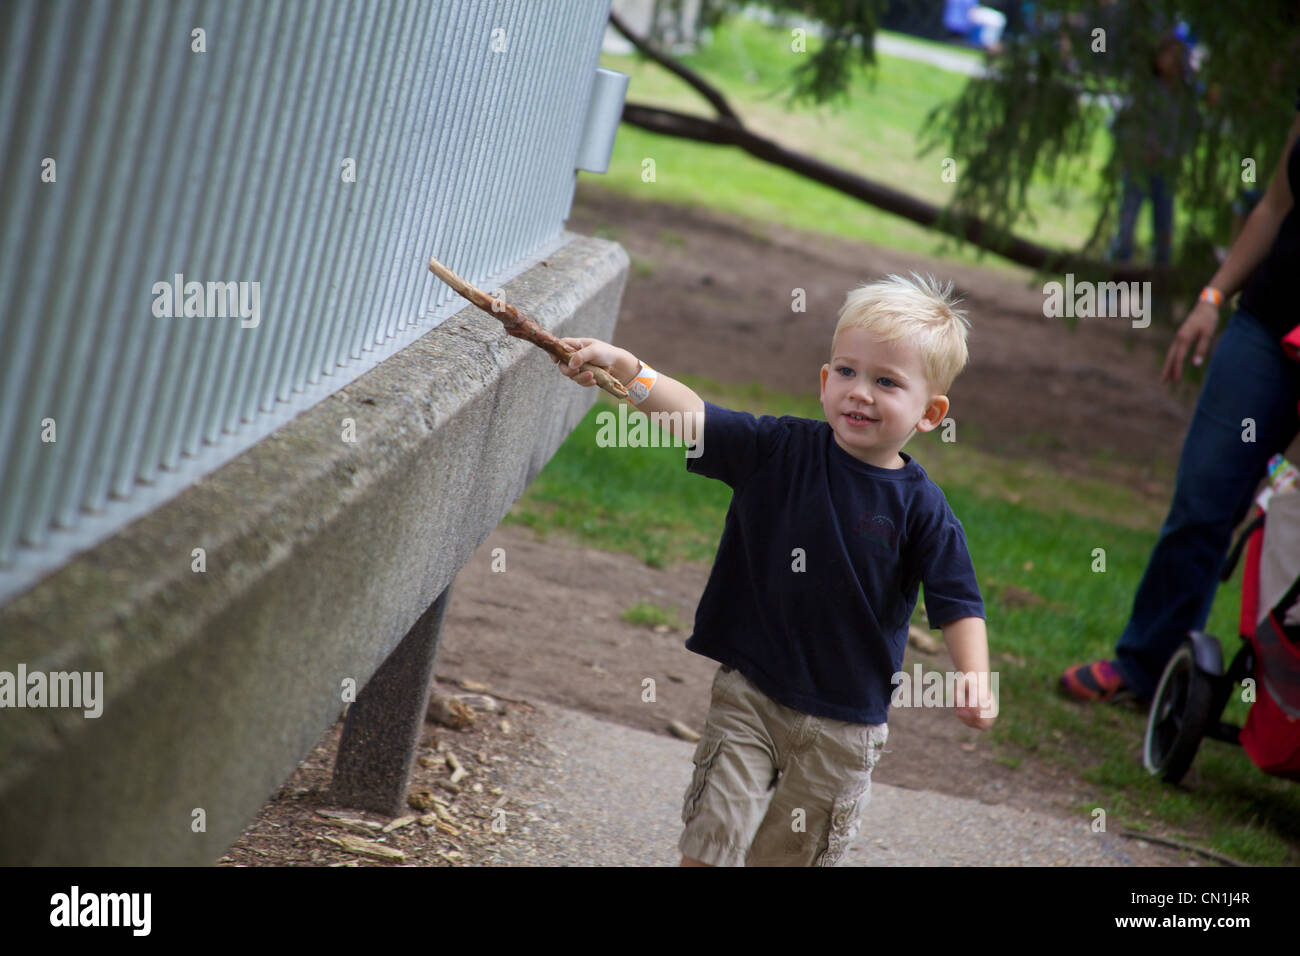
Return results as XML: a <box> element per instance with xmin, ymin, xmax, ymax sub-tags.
<box><xmin>575</xmin><ymin>67</ymin><xmax>630</xmax><ymax>174</ymax></box>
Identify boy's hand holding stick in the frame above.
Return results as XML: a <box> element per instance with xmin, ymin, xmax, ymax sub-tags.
<box><xmin>427</xmin><ymin>255</ymin><xmax>629</xmax><ymax>401</ymax></box>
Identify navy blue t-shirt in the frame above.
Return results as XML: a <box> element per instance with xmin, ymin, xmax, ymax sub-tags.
<box><xmin>684</xmin><ymin>401</ymin><xmax>985</xmax><ymax>724</ymax></box>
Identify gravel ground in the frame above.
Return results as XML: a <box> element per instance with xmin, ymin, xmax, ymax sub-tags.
<box><xmin>481</xmin><ymin>699</ymin><xmax>1189</xmax><ymax>867</ymax></box>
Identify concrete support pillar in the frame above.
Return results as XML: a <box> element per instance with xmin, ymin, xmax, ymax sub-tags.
<box><xmin>329</xmin><ymin>584</ymin><xmax>452</xmax><ymax>816</ymax></box>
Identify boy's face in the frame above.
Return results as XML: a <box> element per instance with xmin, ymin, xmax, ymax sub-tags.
<box><xmin>819</xmin><ymin>326</ymin><xmax>950</xmax><ymax>469</ymax></box>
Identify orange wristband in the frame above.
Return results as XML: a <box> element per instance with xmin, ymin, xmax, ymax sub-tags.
<box><xmin>627</xmin><ymin>361</ymin><xmax>658</xmax><ymax>405</ymax></box>
<box><xmin>1199</xmin><ymin>286</ymin><xmax>1224</xmax><ymax>308</ymax></box>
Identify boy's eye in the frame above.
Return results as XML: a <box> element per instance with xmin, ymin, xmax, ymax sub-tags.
<box><xmin>836</xmin><ymin>366</ymin><xmax>853</xmax><ymax>377</ymax></box>
<box><xmin>876</xmin><ymin>377</ymin><xmax>896</xmax><ymax>388</ymax></box>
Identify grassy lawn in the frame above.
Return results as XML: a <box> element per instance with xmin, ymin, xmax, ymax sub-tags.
<box><xmin>591</xmin><ymin>19</ymin><xmax>1177</xmax><ymax>277</ymax></box>
<box><xmin>506</xmin><ymin>380</ymin><xmax>1300</xmax><ymax>864</ymax></box>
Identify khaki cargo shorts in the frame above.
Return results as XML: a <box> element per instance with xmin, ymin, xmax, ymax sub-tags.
<box><xmin>678</xmin><ymin>664</ymin><xmax>888</xmax><ymax>867</ymax></box>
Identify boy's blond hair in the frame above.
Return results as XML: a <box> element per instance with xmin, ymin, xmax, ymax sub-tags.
<box><xmin>832</xmin><ymin>273</ymin><xmax>970</xmax><ymax>394</ymax></box>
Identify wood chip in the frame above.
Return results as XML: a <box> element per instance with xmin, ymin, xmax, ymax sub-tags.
<box><xmin>418</xmin><ymin>813</ymin><xmax>439</xmax><ymax>827</ymax></box>
<box><xmin>446</xmin><ymin>751</ymin><xmax>468</xmax><ymax>784</ymax></box>
<box><xmin>457</xmin><ymin>679</ymin><xmax>491</xmax><ymax>693</ymax></box>
<box><xmin>408</xmin><ymin>788</ymin><xmax>438</xmax><ymax>811</ymax></box>
<box><xmin>499</xmin><ymin>719</ymin><xmax>511</xmax><ymax>735</ymax></box>
<box><xmin>320</xmin><ymin>818</ymin><xmax>384</xmax><ymax>837</ymax></box>
<box><xmin>454</xmin><ymin>693</ymin><xmax>503</xmax><ymax>714</ymax></box>
<box><xmin>323</xmin><ymin>834</ymin><xmax>405</xmax><ymax>862</ymax></box>
<box><xmin>435</xmin><ymin>820</ymin><xmax>461</xmax><ymax>838</ymax></box>
<box><xmin>419</xmin><ymin>754</ymin><xmax>447</xmax><ymax>769</ymax></box>
<box><xmin>427</xmin><ymin>692</ymin><xmax>475</xmax><ymax>729</ymax></box>
<box><xmin>668</xmin><ymin>719</ymin><xmax>700</xmax><ymax>742</ymax></box>
<box><xmin>382</xmin><ymin>815</ymin><xmax>417</xmax><ymax>833</ymax></box>
<box><xmin>315</xmin><ymin>811</ymin><xmax>383</xmax><ymax>836</ymax></box>
<box><xmin>316</xmin><ymin>809</ymin><xmax>378</xmax><ymax>824</ymax></box>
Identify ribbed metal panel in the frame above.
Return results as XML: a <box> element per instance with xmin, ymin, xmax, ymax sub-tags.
<box><xmin>0</xmin><ymin>0</ymin><xmax>616</xmax><ymax>603</ymax></box>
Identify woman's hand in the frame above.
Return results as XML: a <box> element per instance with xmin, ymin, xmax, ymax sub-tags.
<box><xmin>1160</xmin><ymin>300</ymin><xmax>1220</xmax><ymax>384</ymax></box>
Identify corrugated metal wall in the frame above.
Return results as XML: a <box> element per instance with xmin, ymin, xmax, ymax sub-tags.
<box><xmin>0</xmin><ymin>0</ymin><xmax>614</xmax><ymax>604</ymax></box>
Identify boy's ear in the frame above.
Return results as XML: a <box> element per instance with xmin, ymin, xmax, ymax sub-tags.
<box><xmin>914</xmin><ymin>394</ymin><xmax>950</xmax><ymax>432</ymax></box>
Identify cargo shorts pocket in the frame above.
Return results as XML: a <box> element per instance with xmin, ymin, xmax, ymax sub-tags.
<box><xmin>682</xmin><ymin>730</ymin><xmax>726</xmax><ymax>824</ymax></box>
<box><xmin>815</xmin><ymin>723</ymin><xmax>887</xmax><ymax>867</ymax></box>
<box><xmin>815</xmin><ymin>785</ymin><xmax>870</xmax><ymax>867</ymax></box>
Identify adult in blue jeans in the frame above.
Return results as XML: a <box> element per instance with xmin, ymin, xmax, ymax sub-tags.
<box><xmin>1108</xmin><ymin>33</ymin><xmax>1198</xmax><ymax>268</ymax></box>
<box><xmin>1062</xmin><ymin>89</ymin><xmax>1300</xmax><ymax>704</ymax></box>
<box><xmin>1111</xmin><ymin>170</ymin><xmax>1174</xmax><ymax>267</ymax></box>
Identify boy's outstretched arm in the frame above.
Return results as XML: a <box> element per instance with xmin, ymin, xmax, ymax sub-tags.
<box><xmin>553</xmin><ymin>337</ymin><xmax>705</xmax><ymax>446</ymax></box>
<box><xmin>941</xmin><ymin>616</ymin><xmax>994</xmax><ymax>729</ymax></box>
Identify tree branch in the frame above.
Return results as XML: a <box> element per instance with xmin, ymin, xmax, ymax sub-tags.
<box><xmin>608</xmin><ymin>8</ymin><xmax>741</xmax><ymax>125</ymax></box>
<box><xmin>428</xmin><ymin>255</ymin><xmax>629</xmax><ymax>400</ymax></box>
<box><xmin>621</xmin><ymin>102</ymin><xmax>1162</xmax><ymax>284</ymax></box>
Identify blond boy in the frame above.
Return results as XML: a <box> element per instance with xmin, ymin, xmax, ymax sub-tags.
<box><xmin>553</xmin><ymin>273</ymin><xmax>991</xmax><ymax>867</ymax></box>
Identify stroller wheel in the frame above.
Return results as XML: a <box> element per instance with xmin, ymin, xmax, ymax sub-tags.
<box><xmin>1143</xmin><ymin>640</ymin><xmax>1214</xmax><ymax>783</ymax></box>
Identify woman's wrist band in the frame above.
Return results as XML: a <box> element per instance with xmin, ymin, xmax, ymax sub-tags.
<box><xmin>1199</xmin><ymin>286</ymin><xmax>1224</xmax><ymax>308</ymax></box>
<box><xmin>627</xmin><ymin>360</ymin><xmax>658</xmax><ymax>405</ymax></box>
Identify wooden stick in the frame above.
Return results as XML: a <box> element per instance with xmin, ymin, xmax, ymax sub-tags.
<box><xmin>428</xmin><ymin>255</ymin><xmax>629</xmax><ymax>400</ymax></box>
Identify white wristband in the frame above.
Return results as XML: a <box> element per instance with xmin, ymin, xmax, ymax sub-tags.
<box><xmin>627</xmin><ymin>361</ymin><xmax>658</xmax><ymax>405</ymax></box>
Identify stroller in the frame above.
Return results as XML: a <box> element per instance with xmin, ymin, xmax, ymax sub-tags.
<box><xmin>1143</xmin><ymin>453</ymin><xmax>1300</xmax><ymax>784</ymax></box>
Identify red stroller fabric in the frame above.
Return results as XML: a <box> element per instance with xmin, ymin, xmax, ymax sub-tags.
<box><xmin>1239</xmin><ymin>490</ymin><xmax>1300</xmax><ymax>779</ymax></box>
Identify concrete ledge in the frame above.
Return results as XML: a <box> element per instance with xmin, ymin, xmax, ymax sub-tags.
<box><xmin>0</xmin><ymin>233</ymin><xmax>629</xmax><ymax>865</ymax></box>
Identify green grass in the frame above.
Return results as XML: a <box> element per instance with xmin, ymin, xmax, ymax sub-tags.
<box><xmin>590</xmin><ymin>19</ymin><xmax>1178</xmax><ymax>276</ymax></box>
<box><xmin>620</xmin><ymin>601</ymin><xmax>688</xmax><ymax>630</ymax></box>
<box><xmin>504</xmin><ymin>387</ymin><xmax>731</xmax><ymax>570</ymax></box>
<box><xmin>505</xmin><ymin>378</ymin><xmax>1300</xmax><ymax>864</ymax></box>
